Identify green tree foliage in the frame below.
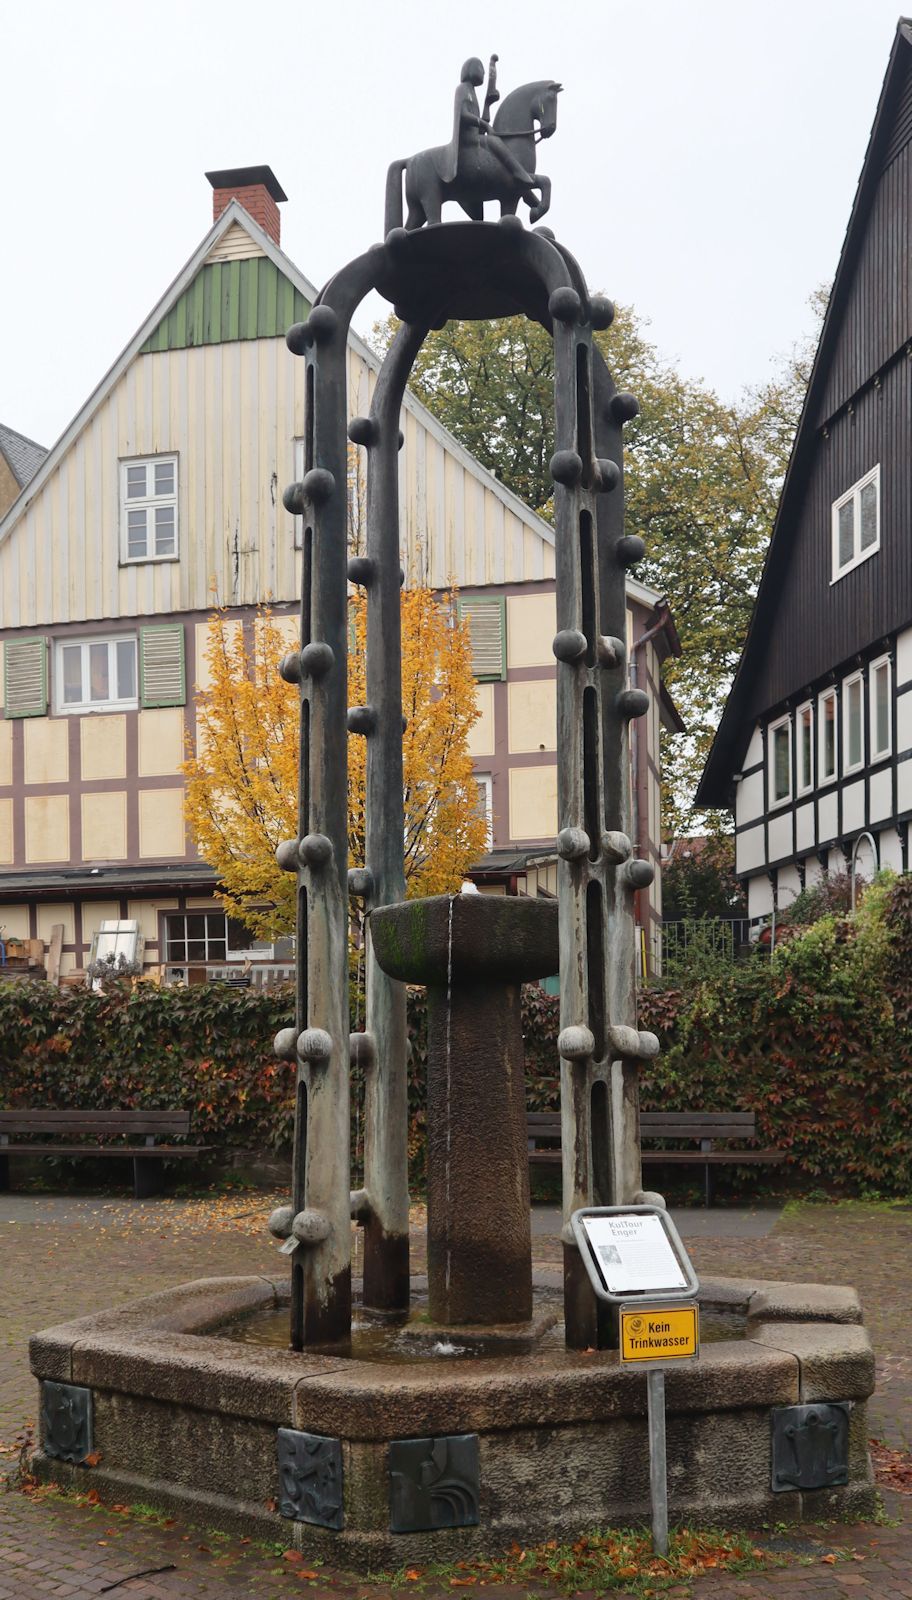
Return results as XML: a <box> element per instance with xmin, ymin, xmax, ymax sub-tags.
<box><xmin>375</xmin><ymin>296</ymin><xmax>824</xmax><ymax>832</ymax></box>
<box><xmin>661</xmin><ymin>836</ymin><xmax>746</xmax><ymax>923</ymax></box>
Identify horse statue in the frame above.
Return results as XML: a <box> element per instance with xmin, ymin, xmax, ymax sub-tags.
<box><xmin>385</xmin><ymin>61</ymin><xmax>562</xmax><ymax>234</ymax></box>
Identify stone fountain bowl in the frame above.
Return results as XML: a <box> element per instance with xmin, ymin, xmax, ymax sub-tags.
<box><xmin>30</xmin><ymin>1273</ymin><xmax>876</xmax><ymax>1569</ymax></box>
<box><xmin>370</xmin><ymin>893</ymin><xmax>559</xmax><ymax>1328</ymax></box>
<box><xmin>370</xmin><ymin>892</ymin><xmax>559</xmax><ymax>987</ymax></box>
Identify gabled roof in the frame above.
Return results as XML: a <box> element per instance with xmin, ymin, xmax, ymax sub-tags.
<box><xmin>0</xmin><ymin>422</ymin><xmax>47</xmax><ymax>490</ymax></box>
<box><xmin>0</xmin><ymin>200</ymin><xmax>560</xmax><ymax>556</ymax></box>
<box><xmin>697</xmin><ymin>18</ymin><xmax>912</xmax><ymax>808</ymax></box>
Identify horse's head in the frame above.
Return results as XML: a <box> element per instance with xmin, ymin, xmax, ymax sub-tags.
<box><xmin>535</xmin><ymin>81</ymin><xmax>562</xmax><ymax>140</ymax></box>
<box><xmin>494</xmin><ymin>79</ymin><xmax>562</xmax><ymax>141</ymax></box>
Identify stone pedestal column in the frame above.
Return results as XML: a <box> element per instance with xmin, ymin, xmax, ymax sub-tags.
<box><xmin>371</xmin><ymin>894</ymin><xmax>558</xmax><ymax>1327</ymax></box>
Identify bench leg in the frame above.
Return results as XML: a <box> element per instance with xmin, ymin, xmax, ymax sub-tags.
<box><xmin>704</xmin><ymin>1163</ymin><xmax>714</xmax><ymax>1208</ymax></box>
<box><xmin>133</xmin><ymin>1157</ymin><xmax>165</xmax><ymax>1200</ymax></box>
<box><xmin>0</xmin><ymin>1152</ymin><xmax>9</xmax><ymax>1191</ymax></box>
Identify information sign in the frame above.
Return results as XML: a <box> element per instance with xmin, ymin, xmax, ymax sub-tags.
<box><xmin>619</xmin><ymin>1303</ymin><xmax>700</xmax><ymax>1365</ymax></box>
<box><xmin>568</xmin><ymin>1205</ymin><xmax>702</xmax><ymax>1562</ymax></box>
<box><xmin>570</xmin><ymin>1204</ymin><xmax>699</xmax><ymax>1305</ymax></box>
<box><xmin>582</xmin><ymin>1212</ymin><xmax>688</xmax><ymax>1296</ymax></box>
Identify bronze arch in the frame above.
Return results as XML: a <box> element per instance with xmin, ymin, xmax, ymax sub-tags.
<box><xmin>274</xmin><ymin>220</ymin><xmax>658</xmax><ymax>1350</ymax></box>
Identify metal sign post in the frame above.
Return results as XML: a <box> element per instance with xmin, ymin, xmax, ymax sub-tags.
<box><xmin>570</xmin><ymin>1206</ymin><xmax>701</xmax><ymax>1558</ymax></box>
<box><xmin>646</xmin><ymin>1369</ymin><xmax>668</xmax><ymax>1557</ymax></box>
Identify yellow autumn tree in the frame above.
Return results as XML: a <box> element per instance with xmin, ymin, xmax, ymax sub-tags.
<box><xmin>182</xmin><ymin>590</ymin><xmax>487</xmax><ymax>939</ymax></box>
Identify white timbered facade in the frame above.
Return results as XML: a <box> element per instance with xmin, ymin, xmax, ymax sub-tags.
<box><xmin>0</xmin><ymin>170</ymin><xmax>674</xmax><ymax>977</ymax></box>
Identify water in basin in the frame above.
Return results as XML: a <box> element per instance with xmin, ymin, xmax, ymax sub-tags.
<box><xmin>219</xmin><ymin>1301</ymin><xmax>746</xmax><ymax>1361</ymax></box>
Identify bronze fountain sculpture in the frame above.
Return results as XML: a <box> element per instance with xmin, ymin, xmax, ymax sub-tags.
<box><xmin>29</xmin><ymin>57</ymin><xmax>875</xmax><ymax>1564</ymax></box>
<box><xmin>270</xmin><ymin>52</ymin><xmax>660</xmax><ymax>1351</ymax></box>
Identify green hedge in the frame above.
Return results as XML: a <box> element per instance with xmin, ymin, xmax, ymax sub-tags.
<box><xmin>4</xmin><ymin>874</ymin><xmax>912</xmax><ymax>1195</ymax></box>
<box><xmin>0</xmin><ymin>982</ymin><xmax>297</xmax><ymax>1150</ymax></box>
<box><xmin>635</xmin><ymin>872</ymin><xmax>912</xmax><ymax>1194</ymax></box>
<box><xmin>0</xmin><ymin>978</ymin><xmax>559</xmax><ymax>1172</ymax></box>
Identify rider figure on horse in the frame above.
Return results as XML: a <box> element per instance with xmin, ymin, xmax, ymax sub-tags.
<box><xmin>439</xmin><ymin>57</ymin><xmax>538</xmax><ymax>202</ymax></box>
<box><xmin>384</xmin><ymin>56</ymin><xmax>558</xmax><ymax>232</ymax></box>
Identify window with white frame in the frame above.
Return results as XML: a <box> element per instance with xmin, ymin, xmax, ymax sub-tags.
<box><xmin>769</xmin><ymin>715</ymin><xmax>791</xmax><ymax>805</ymax></box>
<box><xmin>818</xmin><ymin>687</ymin><xmax>837</xmax><ymax>783</ymax></box>
<box><xmin>870</xmin><ymin>655</ymin><xmax>892</xmax><ymax>760</ymax></box>
<box><xmin>843</xmin><ymin>671</ymin><xmax>864</xmax><ymax>773</ymax></box>
<box><xmin>165</xmin><ymin>912</ymin><xmax>228</xmax><ymax>964</ymax></box>
<box><xmin>832</xmin><ymin>465</ymin><xmax>879</xmax><ymax>581</ymax></box>
<box><xmin>474</xmin><ymin>774</ymin><xmax>493</xmax><ymax>849</ymax></box>
<box><xmin>796</xmin><ymin>701</ymin><xmax>814</xmax><ymax>795</ymax></box>
<box><xmin>120</xmin><ymin>455</ymin><xmax>178</xmax><ymax>562</ymax></box>
<box><xmin>56</xmin><ymin>635</ymin><xmax>138</xmax><ymax>713</ymax></box>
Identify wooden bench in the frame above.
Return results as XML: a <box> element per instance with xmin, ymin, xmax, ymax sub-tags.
<box><xmin>0</xmin><ymin>1111</ymin><xmax>213</xmax><ymax>1199</ymax></box>
<box><xmin>527</xmin><ymin>1110</ymin><xmax>784</xmax><ymax>1206</ymax></box>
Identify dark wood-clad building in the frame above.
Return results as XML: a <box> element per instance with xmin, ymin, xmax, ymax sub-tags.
<box><xmin>698</xmin><ymin>20</ymin><xmax>912</xmax><ymax>915</ymax></box>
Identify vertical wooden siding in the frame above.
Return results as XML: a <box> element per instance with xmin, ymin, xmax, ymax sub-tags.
<box><xmin>748</xmin><ymin>359</ymin><xmax>912</xmax><ymax>717</ymax></box>
<box><xmin>817</xmin><ymin>88</ymin><xmax>912</xmax><ymax>422</ymax></box>
<box><xmin>0</xmin><ymin>340</ymin><xmax>554</xmax><ymax>630</ymax></box>
<box><xmin>140</xmin><ymin>260</ymin><xmax>309</xmax><ymax>352</ymax></box>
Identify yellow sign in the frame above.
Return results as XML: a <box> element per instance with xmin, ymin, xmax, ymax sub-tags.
<box><xmin>620</xmin><ymin>1303</ymin><xmax>699</xmax><ymax>1364</ymax></box>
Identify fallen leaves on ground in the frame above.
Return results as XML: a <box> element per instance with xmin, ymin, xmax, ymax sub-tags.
<box><xmin>282</xmin><ymin>1550</ymin><xmax>319</xmax><ymax>1575</ymax></box>
<box><xmin>419</xmin><ymin>1527</ymin><xmax>771</xmax><ymax>1594</ymax></box>
<box><xmin>83</xmin><ymin>1188</ymin><xmax>289</xmax><ymax>1240</ymax></box>
<box><xmin>870</xmin><ymin>1436</ymin><xmax>912</xmax><ymax>1493</ymax></box>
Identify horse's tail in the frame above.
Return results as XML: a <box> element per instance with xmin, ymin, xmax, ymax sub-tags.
<box><xmin>384</xmin><ymin>159</ymin><xmax>407</xmax><ymax>234</ymax></box>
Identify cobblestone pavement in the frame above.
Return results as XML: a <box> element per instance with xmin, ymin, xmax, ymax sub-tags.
<box><xmin>3</xmin><ymin>1192</ymin><xmax>912</xmax><ymax>1598</ymax></box>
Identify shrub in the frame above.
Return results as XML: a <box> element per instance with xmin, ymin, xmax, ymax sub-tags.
<box><xmin>4</xmin><ymin>872</ymin><xmax>912</xmax><ymax>1198</ymax></box>
<box><xmin>638</xmin><ymin>870</ymin><xmax>912</xmax><ymax>1194</ymax></box>
<box><xmin>0</xmin><ymin>982</ymin><xmax>297</xmax><ymax>1151</ymax></box>
<box><xmin>777</xmin><ymin>869</ymin><xmax>853</xmax><ymax>927</ymax></box>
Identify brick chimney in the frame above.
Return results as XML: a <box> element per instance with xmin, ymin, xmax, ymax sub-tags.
<box><xmin>205</xmin><ymin>165</ymin><xmax>287</xmax><ymax>245</ymax></box>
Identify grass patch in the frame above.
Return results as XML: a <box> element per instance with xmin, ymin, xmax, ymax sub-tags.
<box><xmin>379</xmin><ymin>1526</ymin><xmax>775</xmax><ymax>1594</ymax></box>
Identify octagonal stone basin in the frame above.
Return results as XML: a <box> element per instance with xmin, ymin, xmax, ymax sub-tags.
<box><xmin>30</xmin><ymin>1273</ymin><xmax>876</xmax><ymax>1570</ymax></box>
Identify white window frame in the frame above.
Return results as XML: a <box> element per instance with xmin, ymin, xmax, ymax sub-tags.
<box><xmin>768</xmin><ymin>715</ymin><xmax>792</xmax><ymax>807</ymax></box>
<box><xmin>796</xmin><ymin>700</ymin><xmax>814</xmax><ymax>796</ymax></box>
<box><xmin>842</xmin><ymin>670</ymin><xmax>865</xmax><ymax>775</ymax></box>
<box><xmin>818</xmin><ymin>686</ymin><xmax>837</xmax><ymax>785</ymax></box>
<box><xmin>474</xmin><ymin>773</ymin><xmax>494</xmax><ymax>849</ymax></box>
<box><xmin>870</xmin><ymin>654</ymin><xmax>892</xmax><ymax>761</ymax></box>
<box><xmin>55</xmin><ymin>634</ymin><xmax>138</xmax><ymax>715</ymax></box>
<box><xmin>120</xmin><ymin>454</ymin><xmax>179</xmax><ymax>564</ymax></box>
<box><xmin>164</xmin><ymin>910</ymin><xmax>228</xmax><ymax>964</ymax></box>
<box><xmin>831</xmin><ymin>464</ymin><xmax>880</xmax><ymax>583</ymax></box>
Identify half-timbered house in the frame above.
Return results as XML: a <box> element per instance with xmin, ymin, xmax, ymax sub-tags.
<box><xmin>698</xmin><ymin>21</ymin><xmax>912</xmax><ymax>919</ymax></box>
<box><xmin>0</xmin><ymin>167</ymin><xmax>677</xmax><ymax>979</ymax></box>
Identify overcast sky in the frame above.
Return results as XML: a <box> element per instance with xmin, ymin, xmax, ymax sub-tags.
<box><xmin>1</xmin><ymin>0</ymin><xmax>905</xmax><ymax>450</ymax></box>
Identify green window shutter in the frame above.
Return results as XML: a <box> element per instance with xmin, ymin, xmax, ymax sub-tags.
<box><xmin>457</xmin><ymin>596</ymin><xmax>506</xmax><ymax>681</ymax></box>
<box><xmin>4</xmin><ymin>637</ymin><xmax>48</xmax><ymax>718</ymax></box>
<box><xmin>140</xmin><ymin>625</ymin><xmax>186</xmax><ymax>708</ymax></box>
